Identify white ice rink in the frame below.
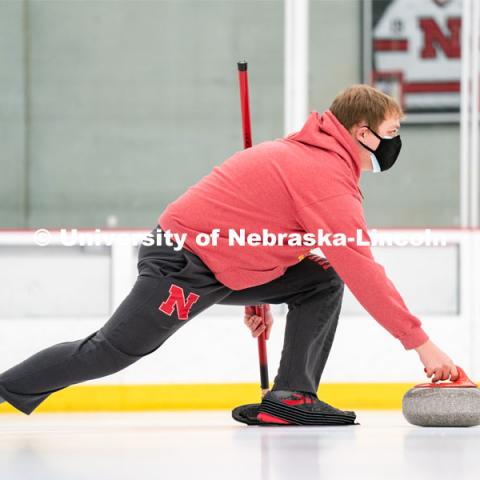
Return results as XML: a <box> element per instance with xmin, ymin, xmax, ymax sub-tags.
<box><xmin>1</xmin><ymin>410</ymin><xmax>479</xmax><ymax>480</ymax></box>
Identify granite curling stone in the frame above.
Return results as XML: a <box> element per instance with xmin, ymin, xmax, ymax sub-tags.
<box><xmin>402</xmin><ymin>365</ymin><xmax>480</xmax><ymax>427</ymax></box>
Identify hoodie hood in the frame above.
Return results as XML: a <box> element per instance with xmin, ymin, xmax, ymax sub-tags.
<box><xmin>285</xmin><ymin>110</ymin><xmax>362</xmax><ymax>182</ymax></box>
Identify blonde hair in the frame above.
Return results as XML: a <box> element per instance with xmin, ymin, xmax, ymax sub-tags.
<box><xmin>329</xmin><ymin>84</ymin><xmax>404</xmax><ymax>132</ymax></box>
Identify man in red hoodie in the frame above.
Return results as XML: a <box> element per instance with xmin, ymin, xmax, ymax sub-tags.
<box><xmin>0</xmin><ymin>85</ymin><xmax>457</xmax><ymax>425</ymax></box>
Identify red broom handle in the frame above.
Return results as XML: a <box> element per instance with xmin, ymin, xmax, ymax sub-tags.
<box><xmin>238</xmin><ymin>62</ymin><xmax>252</xmax><ymax>148</ymax></box>
<box><xmin>237</xmin><ymin>61</ymin><xmax>270</xmax><ymax>396</ymax></box>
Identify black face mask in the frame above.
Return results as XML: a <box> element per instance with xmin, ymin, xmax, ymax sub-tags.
<box><xmin>358</xmin><ymin>126</ymin><xmax>402</xmax><ymax>172</ymax></box>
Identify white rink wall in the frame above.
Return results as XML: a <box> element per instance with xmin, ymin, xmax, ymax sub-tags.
<box><xmin>0</xmin><ymin>228</ymin><xmax>478</xmax><ymax>385</ymax></box>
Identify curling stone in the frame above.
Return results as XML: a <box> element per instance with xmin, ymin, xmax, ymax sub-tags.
<box><xmin>402</xmin><ymin>365</ymin><xmax>480</xmax><ymax>427</ymax></box>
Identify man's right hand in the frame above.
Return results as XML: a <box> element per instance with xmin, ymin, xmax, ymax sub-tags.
<box><xmin>414</xmin><ymin>339</ymin><xmax>459</xmax><ymax>382</ymax></box>
<box><xmin>244</xmin><ymin>305</ymin><xmax>273</xmax><ymax>340</ymax></box>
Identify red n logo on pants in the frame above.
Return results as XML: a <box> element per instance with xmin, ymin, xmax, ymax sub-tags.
<box><xmin>159</xmin><ymin>284</ymin><xmax>200</xmax><ymax>321</ymax></box>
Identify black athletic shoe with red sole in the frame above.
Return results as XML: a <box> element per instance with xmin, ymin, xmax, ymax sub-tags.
<box><xmin>232</xmin><ymin>403</ymin><xmax>262</xmax><ymax>425</ymax></box>
<box><xmin>232</xmin><ymin>390</ymin><xmax>358</xmax><ymax>426</ymax></box>
<box><xmin>231</xmin><ymin>402</ymin><xmax>298</xmax><ymax>426</ymax></box>
<box><xmin>258</xmin><ymin>390</ymin><xmax>358</xmax><ymax>425</ymax></box>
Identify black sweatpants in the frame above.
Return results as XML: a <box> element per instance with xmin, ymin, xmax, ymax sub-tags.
<box><xmin>0</xmin><ymin>225</ymin><xmax>344</xmax><ymax>415</ymax></box>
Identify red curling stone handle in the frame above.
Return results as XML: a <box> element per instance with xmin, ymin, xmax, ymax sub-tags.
<box><xmin>415</xmin><ymin>365</ymin><xmax>477</xmax><ymax>388</ymax></box>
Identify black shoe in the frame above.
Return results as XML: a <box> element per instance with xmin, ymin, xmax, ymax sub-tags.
<box><xmin>231</xmin><ymin>401</ymin><xmax>312</xmax><ymax>426</ymax></box>
<box><xmin>257</xmin><ymin>390</ymin><xmax>357</xmax><ymax>426</ymax></box>
<box><xmin>232</xmin><ymin>403</ymin><xmax>262</xmax><ymax>425</ymax></box>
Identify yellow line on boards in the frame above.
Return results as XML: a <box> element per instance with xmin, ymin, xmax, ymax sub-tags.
<box><xmin>0</xmin><ymin>383</ymin><xmax>419</xmax><ymax>414</ymax></box>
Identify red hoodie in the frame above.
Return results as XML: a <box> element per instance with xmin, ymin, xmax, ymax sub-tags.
<box><xmin>158</xmin><ymin>110</ymin><xmax>429</xmax><ymax>350</ymax></box>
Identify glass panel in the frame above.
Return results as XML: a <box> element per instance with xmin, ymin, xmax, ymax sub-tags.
<box><xmin>309</xmin><ymin>0</ymin><xmax>461</xmax><ymax>227</ymax></box>
<box><xmin>1</xmin><ymin>0</ymin><xmax>283</xmax><ymax>228</ymax></box>
<box><xmin>0</xmin><ymin>1</ymin><xmax>26</xmax><ymax>226</ymax></box>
